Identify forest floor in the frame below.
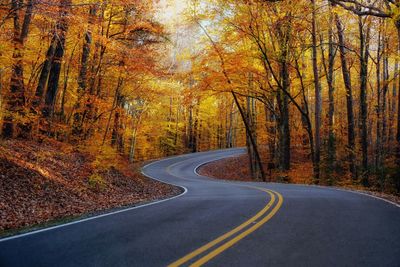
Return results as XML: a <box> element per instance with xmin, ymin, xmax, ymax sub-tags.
<box><xmin>198</xmin><ymin>151</ymin><xmax>400</xmax><ymax>206</ymax></box>
<box><xmin>0</xmin><ymin>139</ymin><xmax>181</xmax><ymax>236</ymax></box>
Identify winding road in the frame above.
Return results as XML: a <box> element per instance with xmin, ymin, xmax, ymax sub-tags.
<box><xmin>1</xmin><ymin>148</ymin><xmax>399</xmax><ymax>267</ymax></box>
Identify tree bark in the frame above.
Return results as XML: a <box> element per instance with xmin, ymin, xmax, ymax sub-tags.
<box><xmin>232</xmin><ymin>91</ymin><xmax>266</xmax><ymax>181</ymax></box>
<box><xmin>396</xmin><ymin>23</ymin><xmax>400</xmax><ymax>192</ymax></box>
<box><xmin>322</xmin><ymin>1</ymin><xmax>336</xmax><ymax>182</ymax></box>
<box><xmin>389</xmin><ymin>48</ymin><xmax>398</xmax><ymax>144</ymax></box>
<box><xmin>33</xmin><ymin>37</ymin><xmax>57</xmax><ymax>109</ymax></box>
<box><xmin>42</xmin><ymin>0</ymin><xmax>71</xmax><ymax>119</ymax></box>
<box><xmin>277</xmin><ymin>43</ymin><xmax>291</xmax><ymax>171</ymax></box>
<box><xmin>72</xmin><ymin>5</ymin><xmax>97</xmax><ymax>137</ymax></box>
<box><xmin>359</xmin><ymin>14</ymin><xmax>370</xmax><ymax>185</ymax></box>
<box><xmin>335</xmin><ymin>13</ymin><xmax>357</xmax><ymax>180</ymax></box>
<box><xmin>102</xmin><ymin>75</ymin><xmax>123</xmax><ymax>146</ymax></box>
<box><xmin>311</xmin><ymin>0</ymin><xmax>321</xmax><ymax>182</ymax></box>
<box><xmin>376</xmin><ymin>23</ymin><xmax>383</xmax><ymax>174</ymax></box>
<box><xmin>2</xmin><ymin>0</ymin><xmax>34</xmax><ymax>138</ymax></box>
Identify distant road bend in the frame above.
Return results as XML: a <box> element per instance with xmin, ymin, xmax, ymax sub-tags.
<box><xmin>0</xmin><ymin>148</ymin><xmax>399</xmax><ymax>266</ymax></box>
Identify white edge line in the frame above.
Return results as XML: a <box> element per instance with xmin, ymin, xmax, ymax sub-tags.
<box><xmin>0</xmin><ymin>157</ymin><xmax>188</xmax><ymax>243</ymax></box>
<box><xmin>280</xmin><ymin>182</ymin><xmax>400</xmax><ymax>209</ymax></box>
<box><xmin>192</xmin><ymin>152</ymin><xmax>400</xmax><ymax>209</ymax></box>
<box><xmin>308</xmin><ymin>184</ymin><xmax>400</xmax><ymax>208</ymax></box>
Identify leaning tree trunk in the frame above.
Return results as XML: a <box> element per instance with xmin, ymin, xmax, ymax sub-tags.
<box><xmin>232</xmin><ymin>91</ymin><xmax>266</xmax><ymax>182</ymax></box>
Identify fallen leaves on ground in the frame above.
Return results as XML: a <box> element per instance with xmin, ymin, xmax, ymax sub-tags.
<box><xmin>0</xmin><ymin>139</ymin><xmax>180</xmax><ymax>233</ymax></box>
<box><xmin>198</xmin><ymin>151</ymin><xmax>400</xmax><ymax>205</ymax></box>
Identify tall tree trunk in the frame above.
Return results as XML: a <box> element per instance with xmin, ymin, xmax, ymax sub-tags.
<box><xmin>396</xmin><ymin>23</ymin><xmax>400</xmax><ymax>192</ymax></box>
<box><xmin>322</xmin><ymin>1</ymin><xmax>336</xmax><ymax>182</ymax></box>
<box><xmin>102</xmin><ymin>76</ymin><xmax>123</xmax><ymax>146</ymax></box>
<box><xmin>111</xmin><ymin>97</ymin><xmax>121</xmax><ymax>147</ymax></box>
<box><xmin>129</xmin><ymin>126</ymin><xmax>138</xmax><ymax>163</ymax></box>
<box><xmin>174</xmin><ymin>103</ymin><xmax>180</xmax><ymax>147</ymax></box>
<box><xmin>335</xmin><ymin>13</ymin><xmax>357</xmax><ymax>180</ymax></box>
<box><xmin>60</xmin><ymin>39</ymin><xmax>78</xmax><ymax>121</ymax></box>
<box><xmin>2</xmin><ymin>0</ymin><xmax>34</xmax><ymax>138</ymax></box>
<box><xmin>311</xmin><ymin>0</ymin><xmax>321</xmax><ymax>182</ymax></box>
<box><xmin>376</xmin><ymin>23</ymin><xmax>383</xmax><ymax>174</ymax></box>
<box><xmin>376</xmin><ymin>31</ymin><xmax>390</xmax><ymax>187</ymax></box>
<box><xmin>278</xmin><ymin>46</ymin><xmax>291</xmax><ymax>171</ymax></box>
<box><xmin>389</xmin><ymin>51</ymin><xmax>398</xmax><ymax>144</ymax></box>
<box><xmin>294</xmin><ymin>55</ymin><xmax>317</xmax><ymax>183</ymax></box>
<box><xmin>192</xmin><ymin>104</ymin><xmax>199</xmax><ymax>153</ymax></box>
<box><xmin>265</xmin><ymin>96</ymin><xmax>276</xmax><ymax>167</ymax></box>
<box><xmin>188</xmin><ymin>105</ymin><xmax>193</xmax><ymax>150</ymax></box>
<box><xmin>359</xmin><ymin>15</ymin><xmax>370</xmax><ymax>186</ymax></box>
<box><xmin>129</xmin><ymin>116</ymin><xmax>141</xmax><ymax>163</ymax></box>
<box><xmin>72</xmin><ymin>5</ymin><xmax>97</xmax><ymax>136</ymax></box>
<box><xmin>226</xmin><ymin>101</ymin><xmax>235</xmax><ymax>148</ymax></box>
<box><xmin>111</xmin><ymin>95</ymin><xmax>125</xmax><ymax>152</ymax></box>
<box><xmin>382</xmin><ymin>36</ymin><xmax>389</xmax><ymax>161</ymax></box>
<box><xmin>33</xmin><ymin>37</ymin><xmax>57</xmax><ymax>109</ymax></box>
<box><xmin>246</xmin><ymin>96</ymin><xmax>255</xmax><ymax>178</ymax></box>
<box><xmin>42</xmin><ymin>0</ymin><xmax>71</xmax><ymax>119</ymax></box>
<box><xmin>246</xmin><ymin>73</ymin><xmax>261</xmax><ymax>179</ymax></box>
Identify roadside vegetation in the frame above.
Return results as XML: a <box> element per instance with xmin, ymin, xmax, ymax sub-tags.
<box><xmin>198</xmin><ymin>152</ymin><xmax>400</xmax><ymax>205</ymax></box>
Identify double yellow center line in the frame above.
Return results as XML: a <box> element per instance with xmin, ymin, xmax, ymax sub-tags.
<box><xmin>168</xmin><ymin>187</ymin><xmax>283</xmax><ymax>267</ymax></box>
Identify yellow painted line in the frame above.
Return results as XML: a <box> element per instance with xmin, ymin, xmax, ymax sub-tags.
<box><xmin>190</xmin><ymin>189</ymin><xmax>283</xmax><ymax>266</ymax></box>
<box><xmin>168</xmin><ymin>188</ymin><xmax>281</xmax><ymax>267</ymax></box>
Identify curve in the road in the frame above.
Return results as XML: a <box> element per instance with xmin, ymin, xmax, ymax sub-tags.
<box><xmin>0</xmin><ymin>148</ymin><xmax>399</xmax><ymax>267</ymax></box>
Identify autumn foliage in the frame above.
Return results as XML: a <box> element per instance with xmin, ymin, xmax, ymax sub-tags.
<box><xmin>1</xmin><ymin>0</ymin><xmax>400</xmax><ymax>233</ymax></box>
<box><xmin>185</xmin><ymin>0</ymin><xmax>400</xmax><ymax>194</ymax></box>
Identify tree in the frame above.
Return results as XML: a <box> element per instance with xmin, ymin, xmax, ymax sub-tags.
<box><xmin>2</xmin><ymin>0</ymin><xmax>34</xmax><ymax>138</ymax></box>
<box><xmin>335</xmin><ymin>12</ymin><xmax>357</xmax><ymax>180</ymax></box>
<box><xmin>311</xmin><ymin>0</ymin><xmax>322</xmax><ymax>182</ymax></box>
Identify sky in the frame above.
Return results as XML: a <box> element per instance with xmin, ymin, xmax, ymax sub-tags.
<box><xmin>155</xmin><ymin>0</ymin><xmax>198</xmax><ymax>72</ymax></box>
<box><xmin>156</xmin><ymin>0</ymin><xmax>189</xmax><ymax>26</ymax></box>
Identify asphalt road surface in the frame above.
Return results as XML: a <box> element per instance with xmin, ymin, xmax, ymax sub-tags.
<box><xmin>1</xmin><ymin>148</ymin><xmax>399</xmax><ymax>267</ymax></box>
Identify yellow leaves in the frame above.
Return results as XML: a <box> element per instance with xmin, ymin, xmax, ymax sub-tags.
<box><xmin>390</xmin><ymin>6</ymin><xmax>400</xmax><ymax>26</ymax></box>
<box><xmin>88</xmin><ymin>172</ymin><xmax>106</xmax><ymax>190</ymax></box>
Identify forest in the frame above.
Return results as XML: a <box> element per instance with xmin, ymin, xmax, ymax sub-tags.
<box><xmin>1</xmin><ymin>0</ymin><xmax>400</xmax><ymax>196</ymax></box>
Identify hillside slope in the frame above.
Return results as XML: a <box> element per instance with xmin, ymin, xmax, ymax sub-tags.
<box><xmin>0</xmin><ymin>139</ymin><xmax>180</xmax><ymax>234</ymax></box>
